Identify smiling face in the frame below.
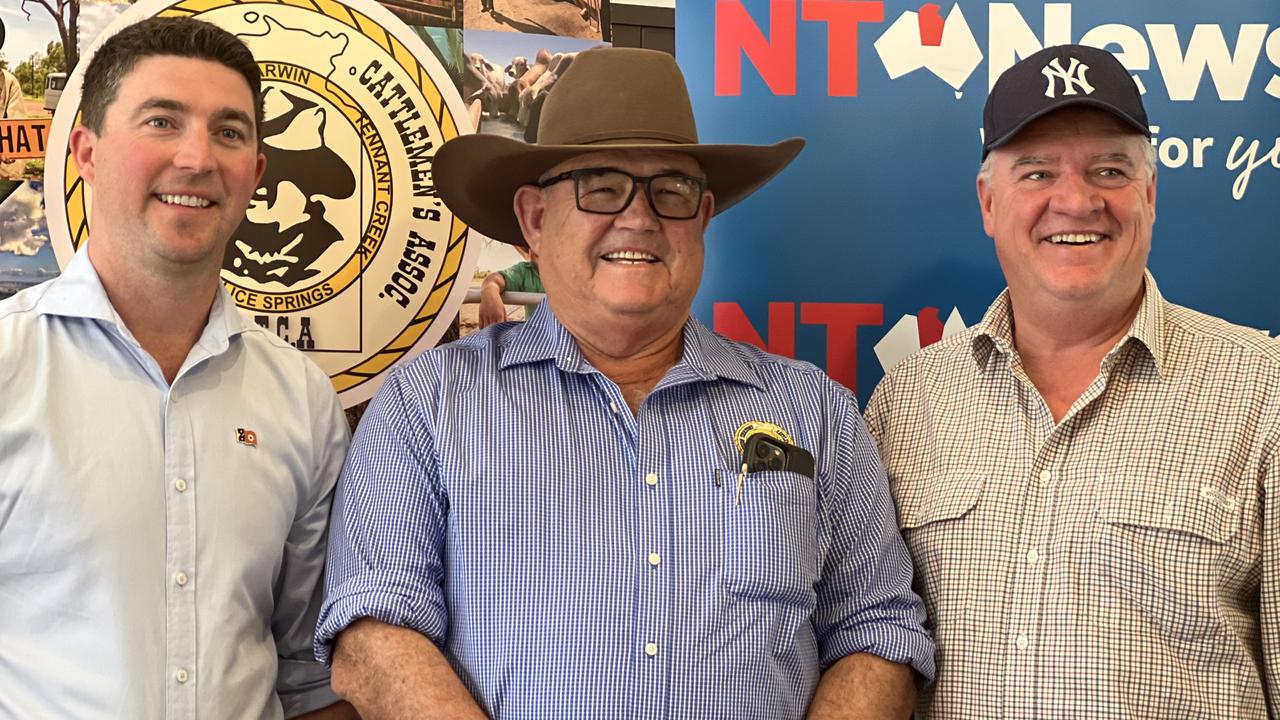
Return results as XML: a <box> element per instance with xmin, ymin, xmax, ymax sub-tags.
<box><xmin>514</xmin><ymin>148</ymin><xmax>714</xmax><ymax>345</ymax></box>
<box><xmin>978</xmin><ymin>107</ymin><xmax>1156</xmax><ymax>315</ymax></box>
<box><xmin>71</xmin><ymin>55</ymin><xmax>265</xmax><ymax>281</ymax></box>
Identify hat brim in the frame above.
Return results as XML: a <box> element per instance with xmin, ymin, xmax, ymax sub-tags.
<box><xmin>434</xmin><ymin>134</ymin><xmax>805</xmax><ymax>246</ymax></box>
<box><xmin>983</xmin><ymin>97</ymin><xmax>1151</xmax><ymax>159</ymax></box>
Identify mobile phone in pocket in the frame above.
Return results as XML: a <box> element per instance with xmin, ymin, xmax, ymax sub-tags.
<box><xmin>741</xmin><ymin>432</ymin><xmax>816</xmax><ymax>480</ymax></box>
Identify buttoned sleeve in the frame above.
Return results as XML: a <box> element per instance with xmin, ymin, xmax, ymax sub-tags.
<box><xmin>275</xmin><ymin>364</ymin><xmax>352</xmax><ymax>717</ymax></box>
<box><xmin>314</xmin><ymin>366</ymin><xmax>451</xmax><ymax>664</ymax></box>
<box><xmin>810</xmin><ymin>386</ymin><xmax>936</xmax><ymax>681</ymax></box>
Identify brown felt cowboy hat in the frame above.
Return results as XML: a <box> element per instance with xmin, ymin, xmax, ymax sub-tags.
<box><xmin>433</xmin><ymin>47</ymin><xmax>805</xmax><ymax>246</ymax></box>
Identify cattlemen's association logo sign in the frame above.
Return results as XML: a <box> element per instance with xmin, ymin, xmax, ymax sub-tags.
<box><xmin>45</xmin><ymin>0</ymin><xmax>478</xmax><ymax>407</ymax></box>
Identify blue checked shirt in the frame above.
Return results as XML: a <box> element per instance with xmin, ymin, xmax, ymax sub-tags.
<box><xmin>316</xmin><ymin>304</ymin><xmax>934</xmax><ymax>719</ymax></box>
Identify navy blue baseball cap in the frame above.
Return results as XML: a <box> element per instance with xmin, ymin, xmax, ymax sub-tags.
<box><xmin>982</xmin><ymin>44</ymin><xmax>1150</xmax><ymax>159</ymax></box>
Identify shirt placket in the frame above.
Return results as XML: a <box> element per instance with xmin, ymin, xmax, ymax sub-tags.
<box><xmin>1004</xmin><ymin>362</ymin><xmax>1112</xmax><ymax>718</ymax></box>
<box><xmin>633</xmin><ymin>393</ymin><xmax>672</xmax><ymax>720</ymax></box>
<box><xmin>593</xmin><ymin>374</ymin><xmax>671</xmax><ymax>720</ymax></box>
<box><xmin>1002</xmin><ymin>369</ymin><xmax>1057</xmax><ymax>718</ymax></box>
<box><xmin>1006</xmin><ymin>442</ymin><xmax>1064</xmax><ymax>716</ymax></box>
<box><xmin>163</xmin><ymin>381</ymin><xmax>198</xmax><ymax>719</ymax></box>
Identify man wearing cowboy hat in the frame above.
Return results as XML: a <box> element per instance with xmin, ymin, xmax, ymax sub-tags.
<box><xmin>316</xmin><ymin>47</ymin><xmax>934</xmax><ymax>719</ymax></box>
<box><xmin>866</xmin><ymin>44</ymin><xmax>1280</xmax><ymax>717</ymax></box>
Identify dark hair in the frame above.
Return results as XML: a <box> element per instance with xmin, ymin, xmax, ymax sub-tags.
<box><xmin>80</xmin><ymin>16</ymin><xmax>262</xmax><ymax>136</ymax></box>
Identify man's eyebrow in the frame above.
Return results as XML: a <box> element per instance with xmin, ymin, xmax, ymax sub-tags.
<box><xmin>1092</xmin><ymin>152</ymin><xmax>1137</xmax><ymax>167</ymax></box>
<box><xmin>132</xmin><ymin>98</ymin><xmax>253</xmax><ymax>128</ymax></box>
<box><xmin>132</xmin><ymin>97</ymin><xmax>188</xmax><ymax>118</ymax></box>
<box><xmin>1009</xmin><ymin>154</ymin><xmax>1053</xmax><ymax>170</ymax></box>
<box><xmin>212</xmin><ymin>107</ymin><xmax>254</xmax><ymax>128</ymax></box>
<box><xmin>655</xmin><ymin>167</ymin><xmax>701</xmax><ymax>176</ymax></box>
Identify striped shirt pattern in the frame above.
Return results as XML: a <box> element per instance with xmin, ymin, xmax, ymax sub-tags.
<box><xmin>317</xmin><ymin>304</ymin><xmax>934</xmax><ymax>719</ymax></box>
<box><xmin>865</xmin><ymin>272</ymin><xmax>1280</xmax><ymax>719</ymax></box>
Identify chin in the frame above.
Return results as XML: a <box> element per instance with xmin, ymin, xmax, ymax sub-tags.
<box><xmin>1042</xmin><ymin>279</ymin><xmax>1112</xmax><ymax>303</ymax></box>
<box><xmin>600</xmin><ymin>292</ymin><xmax>665</xmax><ymax>313</ymax></box>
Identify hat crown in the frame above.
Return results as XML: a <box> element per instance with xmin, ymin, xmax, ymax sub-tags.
<box><xmin>537</xmin><ymin>47</ymin><xmax>700</xmax><ymax>147</ymax></box>
<box><xmin>981</xmin><ymin>43</ymin><xmax>1149</xmax><ymax>159</ymax></box>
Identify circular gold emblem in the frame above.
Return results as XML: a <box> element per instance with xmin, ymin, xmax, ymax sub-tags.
<box><xmin>733</xmin><ymin>421</ymin><xmax>794</xmax><ymax>453</ymax></box>
<box><xmin>44</xmin><ymin>0</ymin><xmax>478</xmax><ymax>407</ymax></box>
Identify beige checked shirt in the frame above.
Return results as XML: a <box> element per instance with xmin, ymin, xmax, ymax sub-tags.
<box><xmin>866</xmin><ymin>272</ymin><xmax>1280</xmax><ymax>719</ymax></box>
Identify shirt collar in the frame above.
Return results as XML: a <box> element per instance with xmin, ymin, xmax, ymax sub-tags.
<box><xmin>33</xmin><ymin>245</ymin><xmax>253</xmax><ymax>352</ymax></box>
<box><xmin>499</xmin><ymin>301</ymin><xmax>768</xmax><ymax>391</ymax></box>
<box><xmin>32</xmin><ymin>245</ymin><xmax>119</xmax><ymax>324</ymax></box>
<box><xmin>970</xmin><ymin>270</ymin><xmax>1166</xmax><ymax>379</ymax></box>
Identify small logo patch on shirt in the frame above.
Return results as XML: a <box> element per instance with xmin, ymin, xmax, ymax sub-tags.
<box><xmin>1199</xmin><ymin>483</ymin><xmax>1239</xmax><ymax>514</ymax></box>
<box><xmin>733</xmin><ymin>421</ymin><xmax>793</xmax><ymax>453</ymax></box>
<box><xmin>236</xmin><ymin>428</ymin><xmax>259</xmax><ymax>448</ymax></box>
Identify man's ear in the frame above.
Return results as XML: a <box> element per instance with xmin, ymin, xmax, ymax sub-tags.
<box><xmin>1146</xmin><ymin>167</ymin><xmax>1157</xmax><ymax>225</ymax></box>
<box><xmin>698</xmin><ymin>190</ymin><xmax>715</xmax><ymax>234</ymax></box>
<box><xmin>976</xmin><ymin>172</ymin><xmax>996</xmax><ymax>239</ymax></box>
<box><xmin>513</xmin><ymin>184</ymin><xmax>545</xmax><ymax>254</ymax></box>
<box><xmin>69</xmin><ymin>125</ymin><xmax>99</xmax><ymax>185</ymax></box>
<box><xmin>254</xmin><ymin>151</ymin><xmax>267</xmax><ymax>188</ymax></box>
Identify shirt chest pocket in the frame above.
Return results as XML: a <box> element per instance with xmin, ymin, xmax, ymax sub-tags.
<box><xmin>722</xmin><ymin>469</ymin><xmax>819</xmax><ymax>607</ymax></box>
<box><xmin>895</xmin><ymin>476</ymin><xmax>984</xmax><ymax>620</ymax></box>
<box><xmin>1092</xmin><ymin>479</ymin><xmax>1242</xmax><ymax>643</ymax></box>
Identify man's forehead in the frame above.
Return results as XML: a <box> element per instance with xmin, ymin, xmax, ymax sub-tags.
<box><xmin>114</xmin><ymin>55</ymin><xmax>254</xmax><ymax>107</ymax></box>
<box><xmin>548</xmin><ymin>148</ymin><xmax>703</xmax><ymax>175</ymax></box>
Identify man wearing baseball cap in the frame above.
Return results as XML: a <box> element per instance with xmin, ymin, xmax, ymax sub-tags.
<box><xmin>866</xmin><ymin>44</ymin><xmax>1280</xmax><ymax>717</ymax></box>
<box><xmin>316</xmin><ymin>47</ymin><xmax>935</xmax><ymax>719</ymax></box>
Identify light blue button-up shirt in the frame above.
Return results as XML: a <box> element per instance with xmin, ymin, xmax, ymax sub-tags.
<box><xmin>317</xmin><ymin>303</ymin><xmax>934</xmax><ymax>719</ymax></box>
<box><xmin>0</xmin><ymin>249</ymin><xmax>350</xmax><ymax>718</ymax></box>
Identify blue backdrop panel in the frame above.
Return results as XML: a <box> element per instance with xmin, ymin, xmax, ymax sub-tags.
<box><xmin>678</xmin><ymin>0</ymin><xmax>1279</xmax><ymax>403</ymax></box>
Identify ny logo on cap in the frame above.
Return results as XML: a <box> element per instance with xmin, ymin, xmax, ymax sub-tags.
<box><xmin>1041</xmin><ymin>57</ymin><xmax>1094</xmax><ymax>98</ymax></box>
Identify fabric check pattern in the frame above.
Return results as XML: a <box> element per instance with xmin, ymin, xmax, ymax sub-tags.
<box><xmin>865</xmin><ymin>272</ymin><xmax>1280</xmax><ymax>719</ymax></box>
<box><xmin>317</xmin><ymin>303</ymin><xmax>934</xmax><ymax>719</ymax></box>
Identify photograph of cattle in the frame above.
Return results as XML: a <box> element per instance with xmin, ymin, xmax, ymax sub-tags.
<box><xmin>461</xmin><ymin>29</ymin><xmax>606</xmax><ymax>139</ymax></box>
<box><xmin>465</xmin><ymin>0</ymin><xmax>608</xmax><ymax>41</ymax></box>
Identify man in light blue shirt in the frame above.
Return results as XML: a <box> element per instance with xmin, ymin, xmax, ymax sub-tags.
<box><xmin>317</xmin><ymin>48</ymin><xmax>934</xmax><ymax>719</ymax></box>
<box><xmin>0</xmin><ymin>18</ymin><xmax>353</xmax><ymax>719</ymax></box>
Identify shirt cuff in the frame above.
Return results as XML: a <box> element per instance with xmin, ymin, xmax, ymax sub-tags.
<box><xmin>314</xmin><ymin>586</ymin><xmax>448</xmax><ymax>665</ymax></box>
<box><xmin>821</xmin><ymin>621</ymin><xmax>937</xmax><ymax>683</ymax></box>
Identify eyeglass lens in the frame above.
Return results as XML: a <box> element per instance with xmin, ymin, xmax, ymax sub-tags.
<box><xmin>575</xmin><ymin>169</ymin><xmax>702</xmax><ymax>219</ymax></box>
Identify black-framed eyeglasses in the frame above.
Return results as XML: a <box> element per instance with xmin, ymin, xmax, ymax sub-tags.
<box><xmin>537</xmin><ymin>167</ymin><xmax>707</xmax><ymax>220</ymax></box>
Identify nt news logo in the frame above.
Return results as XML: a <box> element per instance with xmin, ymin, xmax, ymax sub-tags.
<box><xmin>714</xmin><ymin>1</ymin><xmax>1280</xmax><ymax>102</ymax></box>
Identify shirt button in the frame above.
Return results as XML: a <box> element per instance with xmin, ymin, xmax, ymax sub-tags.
<box><xmin>644</xmin><ymin>473</ymin><xmax>658</xmax><ymax>487</ymax></box>
<box><xmin>644</xmin><ymin>642</ymin><xmax>658</xmax><ymax>657</ymax></box>
<box><xmin>174</xmin><ymin>668</ymin><xmax>189</xmax><ymax>683</ymax></box>
<box><xmin>1015</xmin><ymin>634</ymin><xmax>1029</xmax><ymax>650</ymax></box>
<box><xmin>174</xmin><ymin>478</ymin><xmax>189</xmax><ymax>493</ymax></box>
<box><xmin>1038</xmin><ymin>469</ymin><xmax>1052</xmax><ymax>484</ymax></box>
<box><xmin>609</xmin><ymin>401</ymin><xmax>619</xmax><ymax>414</ymax></box>
<box><xmin>648</xmin><ymin>552</ymin><xmax>661</xmax><ymax>567</ymax></box>
<box><xmin>1026</xmin><ymin>549</ymin><xmax>1039</xmax><ymax>564</ymax></box>
<box><xmin>174</xmin><ymin>571</ymin><xmax>189</xmax><ymax>587</ymax></box>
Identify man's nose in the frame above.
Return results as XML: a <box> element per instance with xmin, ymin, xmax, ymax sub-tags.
<box><xmin>1049</xmin><ymin>171</ymin><xmax>1103</xmax><ymax>216</ymax></box>
<box><xmin>614</xmin><ymin>181</ymin><xmax>662</xmax><ymax>230</ymax></box>
<box><xmin>172</xmin><ymin>129</ymin><xmax>216</xmax><ymax>173</ymax></box>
